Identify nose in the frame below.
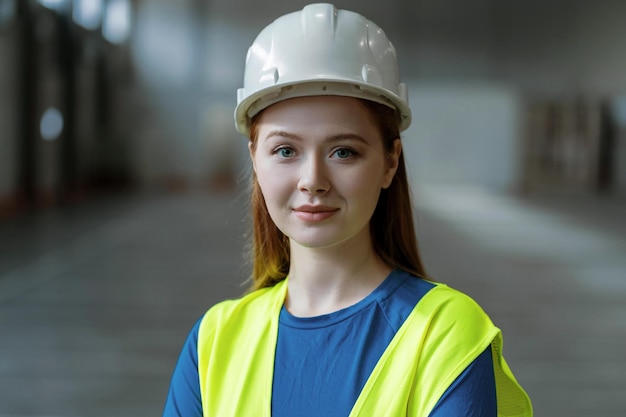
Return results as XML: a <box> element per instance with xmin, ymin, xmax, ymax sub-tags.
<box><xmin>298</xmin><ymin>155</ymin><xmax>330</xmax><ymax>194</ymax></box>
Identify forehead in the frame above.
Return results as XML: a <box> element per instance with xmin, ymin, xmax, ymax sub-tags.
<box><xmin>256</xmin><ymin>96</ymin><xmax>378</xmax><ymax>138</ymax></box>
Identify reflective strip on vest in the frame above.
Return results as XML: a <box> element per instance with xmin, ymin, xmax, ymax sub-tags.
<box><xmin>197</xmin><ymin>280</ymin><xmax>532</xmax><ymax>417</ymax></box>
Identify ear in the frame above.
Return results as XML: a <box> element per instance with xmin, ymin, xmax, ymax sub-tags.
<box><xmin>248</xmin><ymin>141</ymin><xmax>257</xmax><ymax>173</ymax></box>
<box><xmin>382</xmin><ymin>139</ymin><xmax>402</xmax><ymax>189</ymax></box>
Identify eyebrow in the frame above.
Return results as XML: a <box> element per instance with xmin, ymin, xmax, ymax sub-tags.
<box><xmin>264</xmin><ymin>130</ymin><xmax>368</xmax><ymax>144</ymax></box>
<box><xmin>265</xmin><ymin>130</ymin><xmax>303</xmax><ymax>141</ymax></box>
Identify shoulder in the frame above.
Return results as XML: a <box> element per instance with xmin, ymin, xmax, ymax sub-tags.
<box><xmin>376</xmin><ymin>270</ymin><xmax>436</xmax><ymax>331</ymax></box>
<box><xmin>412</xmin><ymin>283</ymin><xmax>533</xmax><ymax>416</ymax></box>
<box><xmin>422</xmin><ymin>283</ymin><xmax>488</xmax><ymax>316</ymax></box>
<box><xmin>415</xmin><ymin>283</ymin><xmax>498</xmax><ymax>351</ymax></box>
<box><xmin>390</xmin><ymin>271</ymin><xmax>490</xmax><ymax>326</ymax></box>
<box><xmin>198</xmin><ymin>280</ymin><xmax>287</xmax><ymax>339</ymax></box>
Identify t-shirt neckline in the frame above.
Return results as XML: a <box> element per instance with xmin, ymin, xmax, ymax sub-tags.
<box><xmin>279</xmin><ymin>269</ymin><xmax>405</xmax><ymax>329</ymax></box>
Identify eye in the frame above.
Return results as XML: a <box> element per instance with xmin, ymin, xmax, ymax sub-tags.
<box><xmin>332</xmin><ymin>147</ymin><xmax>357</xmax><ymax>159</ymax></box>
<box><xmin>274</xmin><ymin>146</ymin><xmax>295</xmax><ymax>158</ymax></box>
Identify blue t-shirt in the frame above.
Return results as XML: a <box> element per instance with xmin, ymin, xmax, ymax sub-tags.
<box><xmin>163</xmin><ymin>270</ymin><xmax>496</xmax><ymax>416</ymax></box>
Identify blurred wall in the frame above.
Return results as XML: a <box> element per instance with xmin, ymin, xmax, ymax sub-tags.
<box><xmin>495</xmin><ymin>2</ymin><xmax>626</xmax><ymax>95</ymax></box>
<box><xmin>398</xmin><ymin>0</ymin><xmax>626</xmax><ymax>193</ymax></box>
<box><xmin>404</xmin><ymin>82</ymin><xmax>521</xmax><ymax>192</ymax></box>
<box><xmin>0</xmin><ymin>16</ymin><xmax>18</xmax><ymax>205</ymax></box>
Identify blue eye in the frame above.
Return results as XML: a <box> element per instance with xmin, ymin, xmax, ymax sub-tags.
<box><xmin>272</xmin><ymin>146</ymin><xmax>296</xmax><ymax>159</ymax></box>
<box><xmin>332</xmin><ymin>147</ymin><xmax>356</xmax><ymax>159</ymax></box>
<box><xmin>276</xmin><ymin>148</ymin><xmax>294</xmax><ymax>158</ymax></box>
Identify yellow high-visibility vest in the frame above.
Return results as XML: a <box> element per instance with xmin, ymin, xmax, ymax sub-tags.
<box><xmin>197</xmin><ymin>279</ymin><xmax>532</xmax><ymax>417</ymax></box>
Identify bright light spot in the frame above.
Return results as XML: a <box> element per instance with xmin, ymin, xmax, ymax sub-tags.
<box><xmin>132</xmin><ymin>3</ymin><xmax>198</xmax><ymax>87</ymax></box>
<box><xmin>38</xmin><ymin>0</ymin><xmax>68</xmax><ymax>12</ymax></box>
<box><xmin>73</xmin><ymin>0</ymin><xmax>102</xmax><ymax>30</ymax></box>
<box><xmin>612</xmin><ymin>96</ymin><xmax>626</xmax><ymax>127</ymax></box>
<box><xmin>40</xmin><ymin>108</ymin><xmax>64</xmax><ymax>141</ymax></box>
<box><xmin>103</xmin><ymin>0</ymin><xmax>131</xmax><ymax>44</ymax></box>
<box><xmin>0</xmin><ymin>0</ymin><xmax>16</xmax><ymax>25</ymax></box>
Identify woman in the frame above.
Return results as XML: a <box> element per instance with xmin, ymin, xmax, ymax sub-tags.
<box><xmin>163</xmin><ymin>4</ymin><xmax>532</xmax><ymax>416</ymax></box>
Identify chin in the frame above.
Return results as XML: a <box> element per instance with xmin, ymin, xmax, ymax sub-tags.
<box><xmin>286</xmin><ymin>230</ymin><xmax>338</xmax><ymax>248</ymax></box>
<box><xmin>290</xmin><ymin>230</ymin><xmax>361</xmax><ymax>251</ymax></box>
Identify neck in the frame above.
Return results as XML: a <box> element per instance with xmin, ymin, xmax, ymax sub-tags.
<box><xmin>285</xmin><ymin>237</ymin><xmax>391</xmax><ymax>317</ymax></box>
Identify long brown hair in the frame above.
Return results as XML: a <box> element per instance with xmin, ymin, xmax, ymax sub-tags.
<box><xmin>246</xmin><ymin>99</ymin><xmax>427</xmax><ymax>290</ymax></box>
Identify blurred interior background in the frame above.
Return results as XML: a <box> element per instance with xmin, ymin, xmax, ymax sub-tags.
<box><xmin>2</xmin><ymin>0</ymin><xmax>626</xmax><ymax>203</ymax></box>
<box><xmin>0</xmin><ymin>0</ymin><xmax>625</xmax><ymax>416</ymax></box>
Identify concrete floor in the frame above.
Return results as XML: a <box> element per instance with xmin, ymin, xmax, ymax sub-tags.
<box><xmin>0</xmin><ymin>186</ymin><xmax>624</xmax><ymax>416</ymax></box>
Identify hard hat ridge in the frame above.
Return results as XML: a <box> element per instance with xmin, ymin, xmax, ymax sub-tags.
<box><xmin>234</xmin><ymin>3</ymin><xmax>412</xmax><ymax>136</ymax></box>
<box><xmin>301</xmin><ymin>3</ymin><xmax>337</xmax><ymax>38</ymax></box>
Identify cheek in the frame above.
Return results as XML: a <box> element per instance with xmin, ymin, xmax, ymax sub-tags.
<box><xmin>256</xmin><ymin>165</ymin><xmax>292</xmax><ymax>203</ymax></box>
<box><xmin>340</xmin><ymin>169</ymin><xmax>383</xmax><ymax>208</ymax></box>
<box><xmin>345</xmin><ymin>160</ymin><xmax>388</xmax><ymax>192</ymax></box>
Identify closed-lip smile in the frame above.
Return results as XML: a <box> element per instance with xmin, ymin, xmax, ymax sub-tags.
<box><xmin>293</xmin><ymin>205</ymin><xmax>339</xmax><ymax>222</ymax></box>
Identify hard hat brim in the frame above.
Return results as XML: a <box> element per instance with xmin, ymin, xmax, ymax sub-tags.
<box><xmin>234</xmin><ymin>79</ymin><xmax>411</xmax><ymax>137</ymax></box>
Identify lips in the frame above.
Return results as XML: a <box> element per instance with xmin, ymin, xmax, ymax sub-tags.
<box><xmin>293</xmin><ymin>205</ymin><xmax>339</xmax><ymax>222</ymax></box>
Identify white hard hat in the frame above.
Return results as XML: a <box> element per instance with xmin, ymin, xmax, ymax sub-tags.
<box><xmin>234</xmin><ymin>3</ymin><xmax>411</xmax><ymax>136</ymax></box>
